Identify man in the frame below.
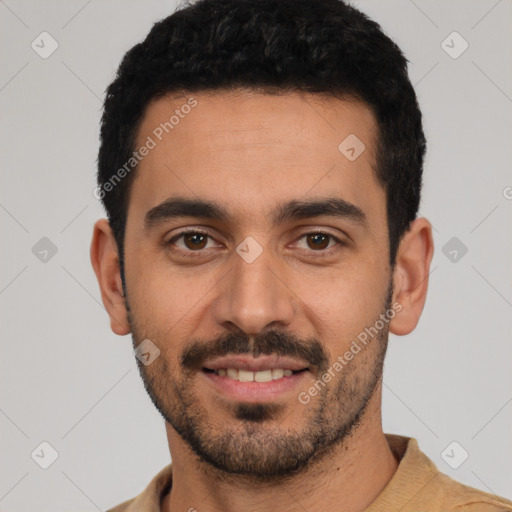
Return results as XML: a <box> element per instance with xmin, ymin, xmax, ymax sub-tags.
<box><xmin>90</xmin><ymin>0</ymin><xmax>512</xmax><ymax>510</ymax></box>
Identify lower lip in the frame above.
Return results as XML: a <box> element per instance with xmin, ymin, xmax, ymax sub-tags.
<box><xmin>201</xmin><ymin>370</ymin><xmax>309</xmax><ymax>402</ymax></box>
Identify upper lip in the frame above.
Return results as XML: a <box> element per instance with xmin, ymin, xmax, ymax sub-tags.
<box><xmin>203</xmin><ymin>355</ymin><xmax>309</xmax><ymax>372</ymax></box>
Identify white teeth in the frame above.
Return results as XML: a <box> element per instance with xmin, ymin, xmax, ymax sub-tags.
<box><xmin>238</xmin><ymin>369</ymin><xmax>254</xmax><ymax>382</ymax></box>
<box><xmin>271</xmin><ymin>368</ymin><xmax>284</xmax><ymax>379</ymax></box>
<box><xmin>254</xmin><ymin>369</ymin><xmax>272</xmax><ymax>382</ymax></box>
<box><xmin>227</xmin><ymin>368</ymin><xmax>238</xmax><ymax>380</ymax></box>
<box><xmin>214</xmin><ymin>368</ymin><xmax>298</xmax><ymax>381</ymax></box>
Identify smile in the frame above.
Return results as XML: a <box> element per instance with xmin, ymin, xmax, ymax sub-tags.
<box><xmin>204</xmin><ymin>368</ymin><xmax>307</xmax><ymax>382</ymax></box>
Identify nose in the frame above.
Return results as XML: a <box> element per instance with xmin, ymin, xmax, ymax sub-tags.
<box><xmin>212</xmin><ymin>244</ymin><xmax>296</xmax><ymax>336</ymax></box>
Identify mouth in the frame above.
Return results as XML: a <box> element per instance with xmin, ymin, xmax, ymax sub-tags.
<box><xmin>200</xmin><ymin>355</ymin><xmax>311</xmax><ymax>402</ymax></box>
<box><xmin>203</xmin><ymin>367</ymin><xmax>308</xmax><ymax>382</ymax></box>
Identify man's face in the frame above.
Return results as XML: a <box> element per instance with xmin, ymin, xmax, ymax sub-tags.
<box><xmin>123</xmin><ymin>90</ymin><xmax>393</xmax><ymax>478</ymax></box>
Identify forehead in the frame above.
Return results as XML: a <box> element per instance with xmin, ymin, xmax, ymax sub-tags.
<box><xmin>128</xmin><ymin>90</ymin><xmax>384</xmax><ymax>230</ymax></box>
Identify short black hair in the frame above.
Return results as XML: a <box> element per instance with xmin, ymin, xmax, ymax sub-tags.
<box><xmin>97</xmin><ymin>0</ymin><xmax>425</xmax><ymax>283</ymax></box>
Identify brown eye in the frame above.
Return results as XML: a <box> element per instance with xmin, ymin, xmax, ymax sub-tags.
<box><xmin>182</xmin><ymin>232</ymin><xmax>208</xmax><ymax>250</ymax></box>
<box><xmin>168</xmin><ymin>230</ymin><xmax>214</xmax><ymax>252</ymax></box>
<box><xmin>306</xmin><ymin>233</ymin><xmax>331</xmax><ymax>250</ymax></box>
<box><xmin>294</xmin><ymin>231</ymin><xmax>345</xmax><ymax>254</ymax></box>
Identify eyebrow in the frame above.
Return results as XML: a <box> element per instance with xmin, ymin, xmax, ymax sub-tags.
<box><xmin>144</xmin><ymin>196</ymin><xmax>367</xmax><ymax>231</ymax></box>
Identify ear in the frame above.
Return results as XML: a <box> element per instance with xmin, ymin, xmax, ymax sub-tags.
<box><xmin>389</xmin><ymin>217</ymin><xmax>434</xmax><ymax>336</ymax></box>
<box><xmin>90</xmin><ymin>219</ymin><xmax>131</xmax><ymax>336</ymax></box>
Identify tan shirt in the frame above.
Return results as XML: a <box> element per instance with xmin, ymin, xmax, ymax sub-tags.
<box><xmin>107</xmin><ymin>434</ymin><xmax>512</xmax><ymax>512</ymax></box>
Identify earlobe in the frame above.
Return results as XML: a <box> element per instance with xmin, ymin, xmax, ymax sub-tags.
<box><xmin>389</xmin><ymin>217</ymin><xmax>434</xmax><ymax>336</ymax></box>
<box><xmin>90</xmin><ymin>219</ymin><xmax>131</xmax><ymax>336</ymax></box>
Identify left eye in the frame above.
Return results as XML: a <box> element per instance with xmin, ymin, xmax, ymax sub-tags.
<box><xmin>296</xmin><ymin>232</ymin><xmax>341</xmax><ymax>251</ymax></box>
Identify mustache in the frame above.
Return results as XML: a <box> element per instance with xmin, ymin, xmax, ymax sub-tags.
<box><xmin>180</xmin><ymin>329</ymin><xmax>329</xmax><ymax>374</ymax></box>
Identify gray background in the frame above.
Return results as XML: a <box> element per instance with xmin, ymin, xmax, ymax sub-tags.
<box><xmin>1</xmin><ymin>0</ymin><xmax>511</xmax><ymax>510</ymax></box>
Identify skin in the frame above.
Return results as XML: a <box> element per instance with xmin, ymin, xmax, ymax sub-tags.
<box><xmin>91</xmin><ymin>90</ymin><xmax>434</xmax><ymax>512</ymax></box>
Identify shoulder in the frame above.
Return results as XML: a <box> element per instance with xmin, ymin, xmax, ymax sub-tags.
<box><xmin>381</xmin><ymin>434</ymin><xmax>512</xmax><ymax>512</ymax></box>
<box><xmin>430</xmin><ymin>471</ymin><xmax>512</xmax><ymax>512</ymax></box>
<box><xmin>105</xmin><ymin>497</ymin><xmax>136</xmax><ymax>512</ymax></box>
<box><xmin>105</xmin><ymin>463</ymin><xmax>173</xmax><ymax>512</ymax></box>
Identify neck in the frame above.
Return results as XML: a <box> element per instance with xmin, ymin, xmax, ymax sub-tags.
<box><xmin>162</xmin><ymin>382</ymin><xmax>398</xmax><ymax>512</ymax></box>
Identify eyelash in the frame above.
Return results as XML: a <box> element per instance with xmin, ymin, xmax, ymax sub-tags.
<box><xmin>166</xmin><ymin>229</ymin><xmax>346</xmax><ymax>256</ymax></box>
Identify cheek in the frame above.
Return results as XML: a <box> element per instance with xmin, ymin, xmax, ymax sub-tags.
<box><xmin>296</xmin><ymin>270</ymin><xmax>388</xmax><ymax>345</ymax></box>
<box><xmin>127</xmin><ymin>253</ymin><xmax>220</xmax><ymax>332</ymax></box>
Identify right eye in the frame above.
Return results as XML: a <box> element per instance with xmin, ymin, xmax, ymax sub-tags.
<box><xmin>166</xmin><ymin>230</ymin><xmax>219</xmax><ymax>253</ymax></box>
